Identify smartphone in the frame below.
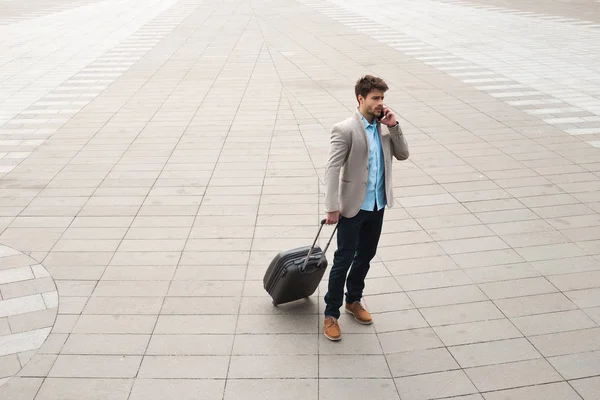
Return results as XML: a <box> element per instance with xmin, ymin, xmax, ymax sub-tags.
<box><xmin>378</xmin><ymin>109</ymin><xmax>386</xmax><ymax>121</ymax></box>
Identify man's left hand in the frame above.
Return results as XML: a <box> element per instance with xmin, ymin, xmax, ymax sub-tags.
<box><xmin>380</xmin><ymin>107</ymin><xmax>398</xmax><ymax>127</ymax></box>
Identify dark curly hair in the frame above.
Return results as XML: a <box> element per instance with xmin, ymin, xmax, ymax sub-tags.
<box><xmin>355</xmin><ymin>75</ymin><xmax>389</xmax><ymax>103</ymax></box>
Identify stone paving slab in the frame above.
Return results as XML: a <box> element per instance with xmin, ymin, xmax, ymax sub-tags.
<box><xmin>1</xmin><ymin>0</ymin><xmax>600</xmax><ymax>399</ymax></box>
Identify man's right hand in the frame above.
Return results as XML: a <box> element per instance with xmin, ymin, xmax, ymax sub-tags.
<box><xmin>325</xmin><ymin>211</ymin><xmax>340</xmax><ymax>225</ymax></box>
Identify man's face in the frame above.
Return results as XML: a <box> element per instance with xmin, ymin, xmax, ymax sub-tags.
<box><xmin>359</xmin><ymin>89</ymin><xmax>385</xmax><ymax>117</ymax></box>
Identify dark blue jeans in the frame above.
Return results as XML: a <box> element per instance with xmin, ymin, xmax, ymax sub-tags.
<box><xmin>324</xmin><ymin>207</ymin><xmax>384</xmax><ymax>319</ymax></box>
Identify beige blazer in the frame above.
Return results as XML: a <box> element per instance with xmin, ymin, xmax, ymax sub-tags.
<box><xmin>325</xmin><ymin>110</ymin><xmax>409</xmax><ymax>218</ymax></box>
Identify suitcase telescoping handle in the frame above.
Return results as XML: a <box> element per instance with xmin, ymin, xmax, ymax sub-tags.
<box><xmin>301</xmin><ymin>219</ymin><xmax>338</xmax><ymax>271</ymax></box>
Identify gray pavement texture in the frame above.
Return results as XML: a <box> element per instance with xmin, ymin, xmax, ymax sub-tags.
<box><xmin>1</xmin><ymin>0</ymin><xmax>600</xmax><ymax>399</ymax></box>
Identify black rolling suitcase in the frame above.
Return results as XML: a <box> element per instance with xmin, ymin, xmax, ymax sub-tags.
<box><xmin>263</xmin><ymin>219</ymin><xmax>338</xmax><ymax>306</ymax></box>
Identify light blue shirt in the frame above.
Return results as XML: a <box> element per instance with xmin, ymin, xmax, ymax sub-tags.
<box><xmin>360</xmin><ymin>114</ymin><xmax>386</xmax><ymax>211</ymax></box>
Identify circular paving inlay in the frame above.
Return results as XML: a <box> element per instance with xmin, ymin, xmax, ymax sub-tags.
<box><xmin>0</xmin><ymin>245</ymin><xmax>58</xmax><ymax>387</ymax></box>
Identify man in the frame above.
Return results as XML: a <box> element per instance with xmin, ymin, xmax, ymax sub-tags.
<box><xmin>323</xmin><ymin>75</ymin><xmax>409</xmax><ymax>341</ymax></box>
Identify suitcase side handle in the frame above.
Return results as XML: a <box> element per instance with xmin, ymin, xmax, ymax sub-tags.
<box><xmin>301</xmin><ymin>219</ymin><xmax>338</xmax><ymax>271</ymax></box>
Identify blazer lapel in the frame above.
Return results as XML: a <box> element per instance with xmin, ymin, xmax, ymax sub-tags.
<box><xmin>353</xmin><ymin>110</ymin><xmax>369</xmax><ymax>151</ymax></box>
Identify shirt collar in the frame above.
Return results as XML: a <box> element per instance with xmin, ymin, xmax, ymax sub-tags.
<box><xmin>359</xmin><ymin>110</ymin><xmax>377</xmax><ymax>129</ymax></box>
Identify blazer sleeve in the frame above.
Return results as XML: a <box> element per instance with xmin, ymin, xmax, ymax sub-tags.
<box><xmin>388</xmin><ymin>123</ymin><xmax>409</xmax><ymax>160</ymax></box>
<box><xmin>324</xmin><ymin>123</ymin><xmax>350</xmax><ymax>213</ymax></box>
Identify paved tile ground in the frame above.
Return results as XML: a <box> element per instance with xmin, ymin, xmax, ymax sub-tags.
<box><xmin>453</xmin><ymin>0</ymin><xmax>600</xmax><ymax>23</ymax></box>
<box><xmin>1</xmin><ymin>0</ymin><xmax>600</xmax><ymax>399</ymax></box>
<box><xmin>0</xmin><ymin>245</ymin><xmax>57</xmax><ymax>388</ymax></box>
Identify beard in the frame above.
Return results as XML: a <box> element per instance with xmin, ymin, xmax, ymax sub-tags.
<box><xmin>369</xmin><ymin>105</ymin><xmax>383</xmax><ymax>117</ymax></box>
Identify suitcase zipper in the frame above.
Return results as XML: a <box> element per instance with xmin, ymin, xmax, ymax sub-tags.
<box><xmin>265</xmin><ymin>251</ymin><xmax>304</xmax><ymax>292</ymax></box>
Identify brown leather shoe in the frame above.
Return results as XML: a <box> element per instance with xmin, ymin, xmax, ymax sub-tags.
<box><xmin>345</xmin><ymin>301</ymin><xmax>373</xmax><ymax>325</ymax></box>
<box><xmin>324</xmin><ymin>316</ymin><xmax>341</xmax><ymax>341</ymax></box>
